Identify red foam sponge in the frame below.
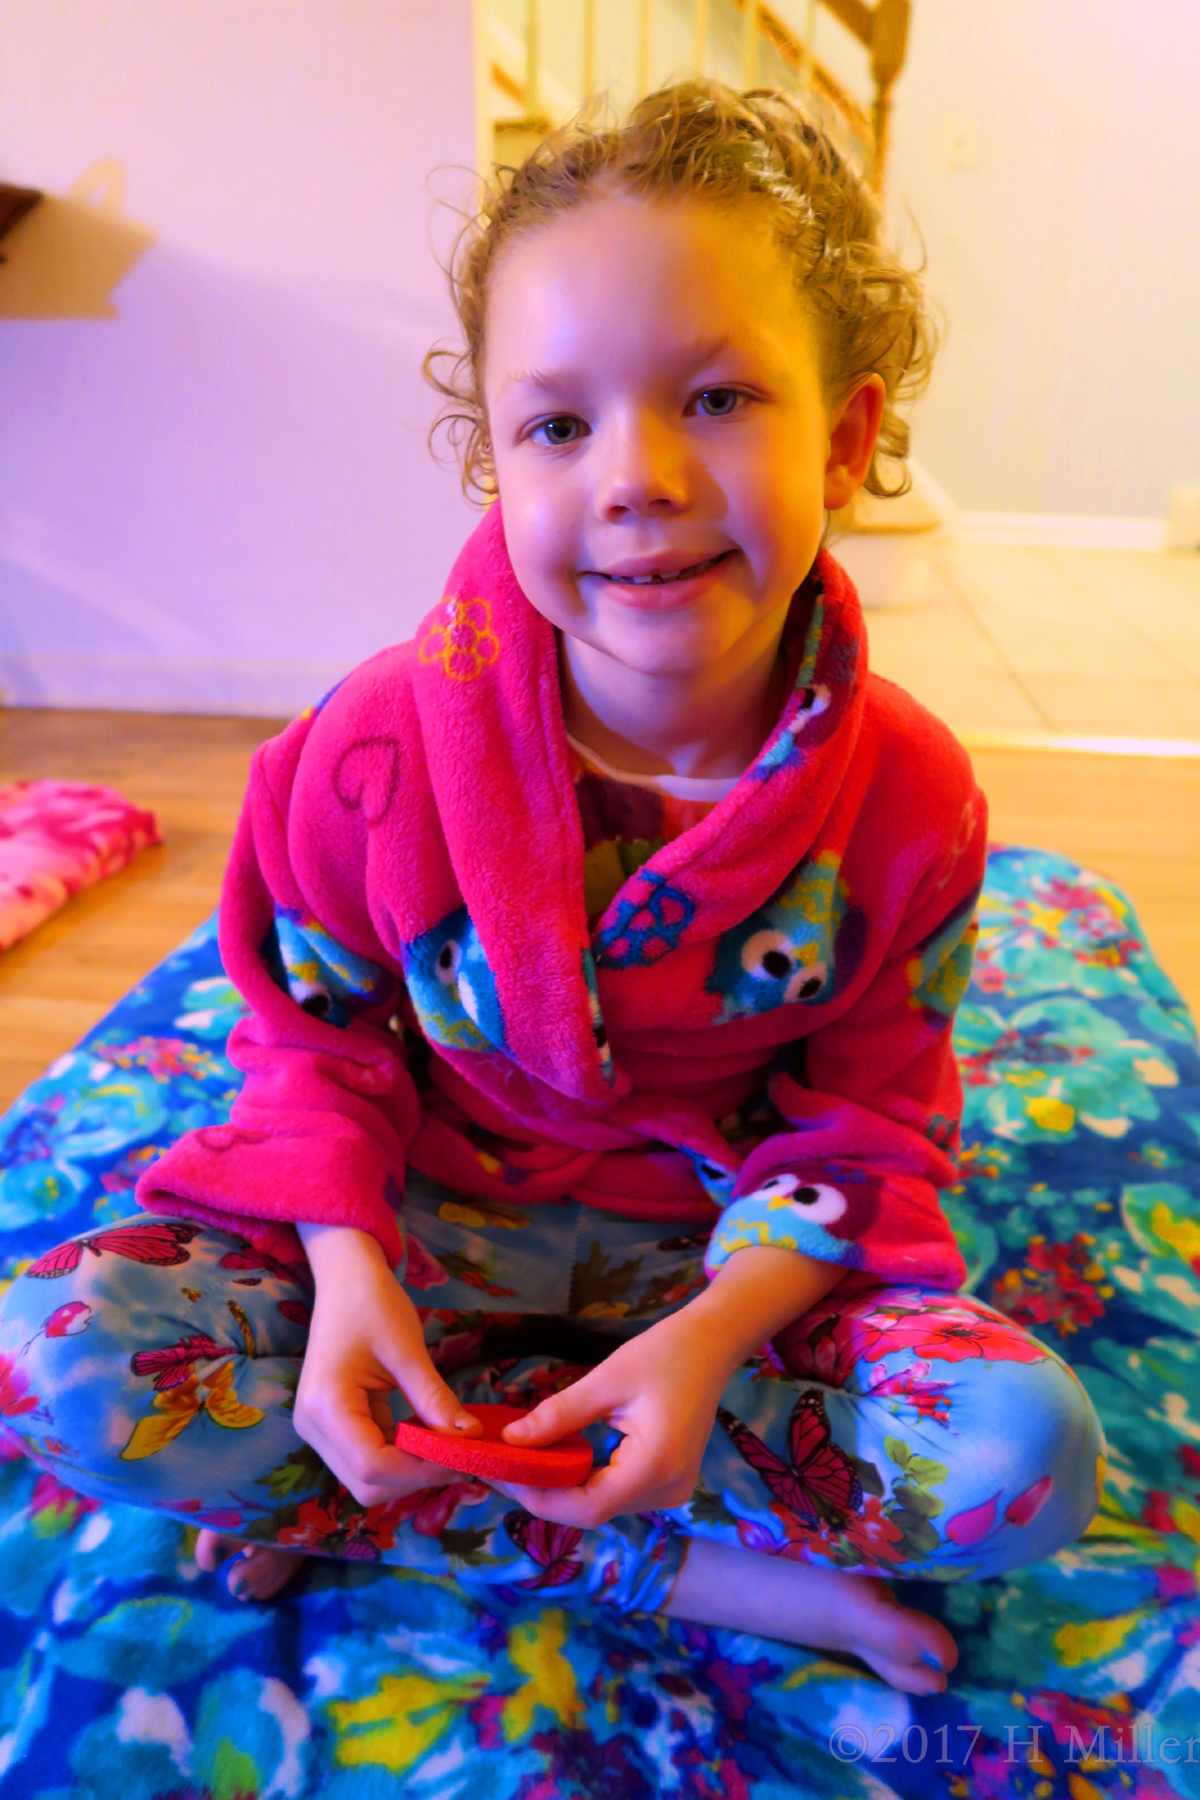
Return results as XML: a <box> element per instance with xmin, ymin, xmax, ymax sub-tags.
<box><xmin>393</xmin><ymin>1402</ymin><xmax>593</xmax><ymax>1488</ymax></box>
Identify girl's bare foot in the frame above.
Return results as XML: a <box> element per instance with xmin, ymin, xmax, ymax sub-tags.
<box><xmin>660</xmin><ymin>1537</ymin><xmax>958</xmax><ymax>1695</ymax></box>
<box><xmin>195</xmin><ymin>1527</ymin><xmax>309</xmax><ymax>1601</ymax></box>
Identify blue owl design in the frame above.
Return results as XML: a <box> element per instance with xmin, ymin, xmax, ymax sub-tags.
<box><xmin>905</xmin><ymin>891</ymin><xmax>981</xmax><ymax>1022</ymax></box>
<box><xmin>706</xmin><ymin>850</ymin><xmax>866</xmax><ymax>1023</ymax></box>
<box><xmin>687</xmin><ymin>1149</ymin><xmax>739</xmax><ymax>1206</ymax></box>
<box><xmin>261</xmin><ymin>908</ymin><xmax>394</xmax><ymax>1027</ymax></box>
<box><xmin>706</xmin><ymin>1168</ymin><xmax>883</xmax><ymax>1272</ymax></box>
<box><xmin>751</xmin><ymin>680</ymin><xmax>835</xmax><ymax>781</ymax></box>
<box><xmin>404</xmin><ymin>907</ymin><xmax>506</xmax><ymax>1053</ymax></box>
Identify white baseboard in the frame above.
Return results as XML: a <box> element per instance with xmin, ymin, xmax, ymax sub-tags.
<box><xmin>950</xmin><ymin>512</ymin><xmax>1168</xmax><ymax>551</ymax></box>
<box><xmin>869</xmin><ymin>464</ymin><xmax>1170</xmax><ymax>553</ymax></box>
<box><xmin>960</xmin><ymin>731</ymin><xmax>1200</xmax><ymax>757</ymax></box>
<box><xmin>0</xmin><ymin>652</ymin><xmax>348</xmax><ymax>717</ymax></box>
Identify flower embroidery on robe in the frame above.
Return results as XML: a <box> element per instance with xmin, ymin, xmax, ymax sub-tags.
<box><xmin>418</xmin><ymin>596</ymin><xmax>500</xmax><ymax>682</ymax></box>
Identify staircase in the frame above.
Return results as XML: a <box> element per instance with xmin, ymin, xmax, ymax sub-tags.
<box><xmin>479</xmin><ymin>0</ymin><xmax>910</xmax><ymax>193</ymax></box>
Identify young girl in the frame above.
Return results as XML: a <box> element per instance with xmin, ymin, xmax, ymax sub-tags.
<box><xmin>0</xmin><ymin>80</ymin><xmax>1103</xmax><ymax>1697</ymax></box>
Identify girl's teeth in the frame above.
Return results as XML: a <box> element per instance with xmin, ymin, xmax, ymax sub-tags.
<box><xmin>620</xmin><ymin>554</ymin><xmax>721</xmax><ymax>585</ymax></box>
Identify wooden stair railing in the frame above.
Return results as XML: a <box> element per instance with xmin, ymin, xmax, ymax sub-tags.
<box><xmin>819</xmin><ymin>0</ymin><xmax>911</xmax><ymax>190</ymax></box>
<box><xmin>487</xmin><ymin>0</ymin><xmax>912</xmax><ymax>194</ymax></box>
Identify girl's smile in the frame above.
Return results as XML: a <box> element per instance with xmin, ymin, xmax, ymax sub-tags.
<box><xmin>582</xmin><ymin>547</ymin><xmax>738</xmax><ymax>610</ymax></box>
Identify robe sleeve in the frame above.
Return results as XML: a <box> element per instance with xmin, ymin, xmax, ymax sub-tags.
<box><xmin>134</xmin><ymin>713</ymin><xmax>419</xmax><ymax>1274</ymax></box>
<box><xmin>703</xmin><ymin>789</ymin><xmax>988</xmax><ymax>1291</ymax></box>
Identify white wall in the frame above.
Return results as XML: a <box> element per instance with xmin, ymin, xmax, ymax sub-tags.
<box><xmin>885</xmin><ymin>0</ymin><xmax>1200</xmax><ymax>519</ymax></box>
<box><xmin>0</xmin><ymin>0</ymin><xmax>480</xmax><ymax>715</ymax></box>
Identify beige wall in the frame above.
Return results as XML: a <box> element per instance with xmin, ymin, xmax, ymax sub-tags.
<box><xmin>885</xmin><ymin>0</ymin><xmax>1200</xmax><ymax>519</ymax></box>
<box><xmin>0</xmin><ymin>0</ymin><xmax>480</xmax><ymax>714</ymax></box>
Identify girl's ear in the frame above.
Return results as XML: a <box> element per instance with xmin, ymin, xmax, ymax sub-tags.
<box><xmin>823</xmin><ymin>374</ymin><xmax>887</xmax><ymax>512</ymax></box>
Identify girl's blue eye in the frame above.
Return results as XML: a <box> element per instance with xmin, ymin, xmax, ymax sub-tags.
<box><xmin>696</xmin><ymin>387</ymin><xmax>742</xmax><ymax>417</ymax></box>
<box><xmin>532</xmin><ymin>416</ymin><xmax>585</xmax><ymax>446</ymax></box>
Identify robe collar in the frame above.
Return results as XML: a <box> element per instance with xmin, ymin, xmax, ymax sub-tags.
<box><xmin>410</xmin><ymin>501</ymin><xmax>868</xmax><ymax>1107</ymax></box>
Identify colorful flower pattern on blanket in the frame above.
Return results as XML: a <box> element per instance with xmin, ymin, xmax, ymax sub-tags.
<box><xmin>0</xmin><ymin>779</ymin><xmax>161</xmax><ymax>953</ymax></box>
<box><xmin>0</xmin><ymin>845</ymin><xmax>1198</xmax><ymax>1800</ymax></box>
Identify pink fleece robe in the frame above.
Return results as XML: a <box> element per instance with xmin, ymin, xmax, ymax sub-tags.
<box><xmin>137</xmin><ymin>503</ymin><xmax>985</xmax><ymax>1290</ymax></box>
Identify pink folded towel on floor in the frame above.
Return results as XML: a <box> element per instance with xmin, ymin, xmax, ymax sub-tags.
<box><xmin>0</xmin><ymin>780</ymin><xmax>162</xmax><ymax>952</ymax></box>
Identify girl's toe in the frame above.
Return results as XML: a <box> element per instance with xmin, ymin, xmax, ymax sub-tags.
<box><xmin>908</xmin><ymin>1615</ymin><xmax>958</xmax><ymax>1676</ymax></box>
<box><xmin>861</xmin><ymin>1649</ymin><xmax>948</xmax><ymax>1696</ymax></box>
<box><xmin>225</xmin><ymin>1546</ymin><xmax>306</xmax><ymax>1602</ymax></box>
<box><xmin>840</xmin><ymin>1580</ymin><xmax>957</xmax><ymax>1686</ymax></box>
<box><xmin>195</xmin><ymin>1529</ymin><xmax>230</xmax><ymax>1572</ymax></box>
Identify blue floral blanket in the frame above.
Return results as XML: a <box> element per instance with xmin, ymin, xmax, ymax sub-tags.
<box><xmin>1</xmin><ymin>846</ymin><xmax>1198</xmax><ymax>1800</ymax></box>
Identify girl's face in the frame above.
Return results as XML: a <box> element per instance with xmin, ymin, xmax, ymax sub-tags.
<box><xmin>483</xmin><ymin>191</ymin><xmax>879</xmax><ymax>680</ymax></box>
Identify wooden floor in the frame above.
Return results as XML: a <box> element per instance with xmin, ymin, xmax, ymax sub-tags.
<box><xmin>0</xmin><ymin>708</ymin><xmax>1197</xmax><ymax>1113</ymax></box>
<box><xmin>0</xmin><ymin>710</ymin><xmax>280</xmax><ymax>1110</ymax></box>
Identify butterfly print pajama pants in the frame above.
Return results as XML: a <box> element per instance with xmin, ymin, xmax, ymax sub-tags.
<box><xmin>0</xmin><ymin>1172</ymin><xmax>1104</xmax><ymax>1614</ymax></box>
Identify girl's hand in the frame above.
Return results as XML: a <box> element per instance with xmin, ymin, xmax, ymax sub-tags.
<box><xmin>294</xmin><ymin>1223</ymin><xmax>482</xmax><ymax>1507</ymax></box>
<box><xmin>486</xmin><ymin>1308</ymin><xmax>732</xmax><ymax>1528</ymax></box>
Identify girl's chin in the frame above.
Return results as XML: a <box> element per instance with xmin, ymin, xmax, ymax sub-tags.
<box><xmin>593</xmin><ymin>633</ymin><xmax>745</xmax><ymax>678</ymax></box>
<box><xmin>593</xmin><ymin>590</ymin><xmax>748</xmax><ymax>651</ymax></box>
<box><xmin>553</xmin><ymin>582</ymin><xmax>780</xmax><ymax>677</ymax></box>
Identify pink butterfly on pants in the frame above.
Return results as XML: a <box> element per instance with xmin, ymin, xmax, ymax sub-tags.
<box><xmin>718</xmin><ymin>1391</ymin><xmax>863</xmax><ymax>1530</ymax></box>
<box><xmin>503</xmin><ymin>1511</ymin><xmax>584</xmax><ymax>1589</ymax></box>
<box><xmin>130</xmin><ymin>1334</ymin><xmax>231</xmax><ymax>1391</ymax></box>
<box><xmin>27</xmin><ymin>1221</ymin><xmax>202</xmax><ymax>1279</ymax></box>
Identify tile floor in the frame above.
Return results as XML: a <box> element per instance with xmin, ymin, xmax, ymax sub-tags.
<box><xmin>862</xmin><ymin>538</ymin><xmax>1200</xmax><ymax>744</ymax></box>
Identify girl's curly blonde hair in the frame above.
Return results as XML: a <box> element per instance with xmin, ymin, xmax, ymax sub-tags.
<box><xmin>424</xmin><ymin>76</ymin><xmax>936</xmax><ymax>506</ymax></box>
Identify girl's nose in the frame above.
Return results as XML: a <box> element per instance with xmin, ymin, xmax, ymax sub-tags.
<box><xmin>594</xmin><ymin>413</ymin><xmax>690</xmax><ymax>519</ymax></box>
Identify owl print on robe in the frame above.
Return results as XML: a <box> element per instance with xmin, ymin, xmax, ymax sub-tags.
<box><xmin>707</xmin><ymin>1166</ymin><xmax>883</xmax><ymax>1271</ymax></box>
<box><xmin>750</xmin><ymin>680</ymin><xmax>836</xmax><ymax>780</ymax></box>
<box><xmin>403</xmin><ymin>906</ymin><xmax>507</xmax><ymax>1053</ymax></box>
<box><xmin>262</xmin><ymin>907</ymin><xmax>394</xmax><ymax>1027</ymax></box>
<box><xmin>687</xmin><ymin>1151</ymin><xmax>739</xmax><ymax>1206</ymax></box>
<box><xmin>706</xmin><ymin>849</ymin><xmax>866</xmax><ymax>1024</ymax></box>
<box><xmin>905</xmin><ymin>891</ymin><xmax>981</xmax><ymax>1023</ymax></box>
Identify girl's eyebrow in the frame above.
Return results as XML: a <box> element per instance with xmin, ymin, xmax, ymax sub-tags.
<box><xmin>498</xmin><ymin>333</ymin><xmax>737</xmax><ymax>398</ymax></box>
